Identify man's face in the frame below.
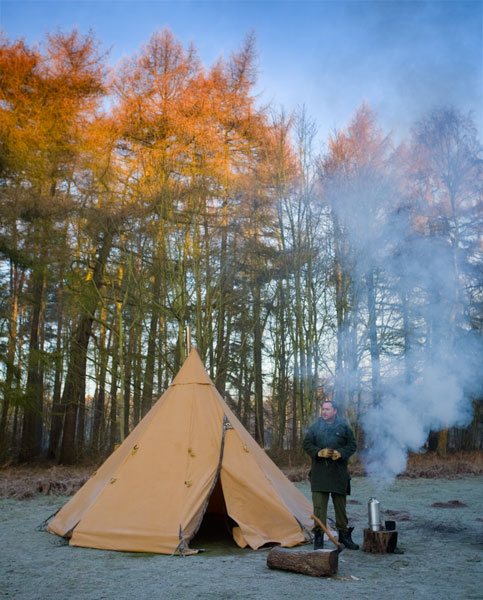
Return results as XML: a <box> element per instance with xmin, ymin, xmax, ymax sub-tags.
<box><xmin>321</xmin><ymin>402</ymin><xmax>337</xmax><ymax>423</ymax></box>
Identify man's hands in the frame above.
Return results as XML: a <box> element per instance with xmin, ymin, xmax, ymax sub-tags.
<box><xmin>317</xmin><ymin>448</ymin><xmax>342</xmax><ymax>460</ymax></box>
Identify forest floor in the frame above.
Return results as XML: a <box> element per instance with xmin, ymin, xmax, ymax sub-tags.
<box><xmin>1</xmin><ymin>476</ymin><xmax>482</xmax><ymax>599</ymax></box>
<box><xmin>0</xmin><ymin>453</ymin><xmax>482</xmax><ymax>599</ymax></box>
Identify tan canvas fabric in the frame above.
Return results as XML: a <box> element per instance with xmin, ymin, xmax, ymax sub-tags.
<box><xmin>47</xmin><ymin>349</ymin><xmax>313</xmax><ymax>554</ymax></box>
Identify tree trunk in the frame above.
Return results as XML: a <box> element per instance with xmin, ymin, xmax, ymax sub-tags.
<box><xmin>132</xmin><ymin>326</ymin><xmax>142</xmax><ymax>427</ymax></box>
<box><xmin>141</xmin><ymin>270</ymin><xmax>161</xmax><ymax>417</ymax></box>
<box><xmin>401</xmin><ymin>290</ymin><xmax>414</xmax><ymax>386</ymax></box>
<box><xmin>0</xmin><ymin>261</ymin><xmax>23</xmax><ymax>460</ymax></box>
<box><xmin>333</xmin><ymin>254</ymin><xmax>345</xmax><ymax>406</ymax></box>
<box><xmin>271</xmin><ymin>282</ymin><xmax>288</xmax><ymax>449</ymax></box>
<box><xmin>108</xmin><ymin>353</ymin><xmax>118</xmax><ymax>454</ymax></box>
<box><xmin>253</xmin><ymin>281</ymin><xmax>264</xmax><ymax>446</ymax></box>
<box><xmin>48</xmin><ymin>276</ymin><xmax>65</xmax><ymax>459</ymax></box>
<box><xmin>366</xmin><ymin>267</ymin><xmax>381</xmax><ymax>406</ymax></box>
<box><xmin>117</xmin><ymin>302</ymin><xmax>125</xmax><ymax>443</ymax></box>
<box><xmin>123</xmin><ymin>324</ymin><xmax>135</xmax><ymax>438</ymax></box>
<box><xmin>91</xmin><ymin>320</ymin><xmax>110</xmax><ymax>455</ymax></box>
<box><xmin>76</xmin><ymin>365</ymin><xmax>87</xmax><ymax>455</ymax></box>
<box><xmin>215</xmin><ymin>193</ymin><xmax>229</xmax><ymax>394</ymax></box>
<box><xmin>59</xmin><ymin>228</ymin><xmax>114</xmax><ymax>464</ymax></box>
<box><xmin>59</xmin><ymin>316</ymin><xmax>94</xmax><ymax>464</ymax></box>
<box><xmin>19</xmin><ymin>261</ymin><xmax>45</xmax><ymax>462</ymax></box>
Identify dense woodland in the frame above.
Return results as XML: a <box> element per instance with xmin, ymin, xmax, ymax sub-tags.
<box><xmin>0</xmin><ymin>29</ymin><xmax>482</xmax><ymax>465</ymax></box>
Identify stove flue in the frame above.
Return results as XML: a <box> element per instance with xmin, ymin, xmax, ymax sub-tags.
<box><xmin>368</xmin><ymin>497</ymin><xmax>382</xmax><ymax>531</ymax></box>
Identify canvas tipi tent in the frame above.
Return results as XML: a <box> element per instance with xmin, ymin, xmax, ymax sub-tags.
<box><xmin>47</xmin><ymin>349</ymin><xmax>313</xmax><ymax>554</ymax></box>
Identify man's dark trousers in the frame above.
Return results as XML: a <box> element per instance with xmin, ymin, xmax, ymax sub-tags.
<box><xmin>312</xmin><ymin>491</ymin><xmax>348</xmax><ymax>531</ymax></box>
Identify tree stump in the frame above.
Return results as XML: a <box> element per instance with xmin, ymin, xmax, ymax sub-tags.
<box><xmin>362</xmin><ymin>528</ymin><xmax>398</xmax><ymax>553</ymax></box>
<box><xmin>266</xmin><ymin>547</ymin><xmax>339</xmax><ymax>577</ymax></box>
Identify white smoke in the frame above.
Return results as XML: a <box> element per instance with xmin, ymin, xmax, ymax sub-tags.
<box><xmin>323</xmin><ymin>109</ymin><xmax>482</xmax><ymax>483</ymax></box>
<box><xmin>360</xmin><ymin>209</ymin><xmax>482</xmax><ymax>481</ymax></box>
<box><xmin>363</xmin><ymin>362</ymin><xmax>476</xmax><ymax>482</ymax></box>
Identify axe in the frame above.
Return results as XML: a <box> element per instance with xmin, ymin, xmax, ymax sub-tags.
<box><xmin>311</xmin><ymin>514</ymin><xmax>344</xmax><ymax>554</ymax></box>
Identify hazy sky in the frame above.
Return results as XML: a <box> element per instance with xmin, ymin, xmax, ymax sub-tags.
<box><xmin>2</xmin><ymin>0</ymin><xmax>482</xmax><ymax>145</ymax></box>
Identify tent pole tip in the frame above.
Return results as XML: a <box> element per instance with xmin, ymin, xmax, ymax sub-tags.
<box><xmin>185</xmin><ymin>326</ymin><xmax>191</xmax><ymax>354</ymax></box>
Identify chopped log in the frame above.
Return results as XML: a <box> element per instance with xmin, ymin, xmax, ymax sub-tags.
<box><xmin>266</xmin><ymin>546</ymin><xmax>338</xmax><ymax>577</ymax></box>
<box><xmin>363</xmin><ymin>528</ymin><xmax>398</xmax><ymax>553</ymax></box>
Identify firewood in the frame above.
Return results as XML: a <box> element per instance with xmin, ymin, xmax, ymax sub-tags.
<box><xmin>362</xmin><ymin>528</ymin><xmax>398</xmax><ymax>553</ymax></box>
<box><xmin>266</xmin><ymin>546</ymin><xmax>338</xmax><ymax>577</ymax></box>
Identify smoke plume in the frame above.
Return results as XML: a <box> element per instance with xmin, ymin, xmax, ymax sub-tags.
<box><xmin>325</xmin><ymin>110</ymin><xmax>482</xmax><ymax>482</ymax></box>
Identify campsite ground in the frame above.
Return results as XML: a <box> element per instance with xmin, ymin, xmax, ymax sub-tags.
<box><xmin>1</xmin><ymin>474</ymin><xmax>482</xmax><ymax>600</ymax></box>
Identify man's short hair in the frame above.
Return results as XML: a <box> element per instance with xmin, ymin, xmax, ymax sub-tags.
<box><xmin>321</xmin><ymin>399</ymin><xmax>338</xmax><ymax>412</ymax></box>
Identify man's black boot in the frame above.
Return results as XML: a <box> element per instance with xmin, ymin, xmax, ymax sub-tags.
<box><xmin>338</xmin><ymin>527</ymin><xmax>359</xmax><ymax>550</ymax></box>
<box><xmin>313</xmin><ymin>529</ymin><xmax>324</xmax><ymax>550</ymax></box>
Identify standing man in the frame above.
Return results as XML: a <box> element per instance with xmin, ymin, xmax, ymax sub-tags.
<box><xmin>303</xmin><ymin>400</ymin><xmax>359</xmax><ymax>550</ymax></box>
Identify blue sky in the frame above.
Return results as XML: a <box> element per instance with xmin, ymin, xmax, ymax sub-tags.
<box><xmin>1</xmin><ymin>0</ymin><xmax>482</xmax><ymax>145</ymax></box>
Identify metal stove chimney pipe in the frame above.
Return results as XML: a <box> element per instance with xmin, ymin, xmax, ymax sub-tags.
<box><xmin>368</xmin><ymin>497</ymin><xmax>382</xmax><ymax>531</ymax></box>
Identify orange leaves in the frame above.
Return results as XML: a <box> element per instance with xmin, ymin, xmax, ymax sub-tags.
<box><xmin>0</xmin><ymin>30</ymin><xmax>108</xmax><ymax>188</ymax></box>
<box><xmin>324</xmin><ymin>103</ymin><xmax>391</xmax><ymax>181</ymax></box>
<box><xmin>108</xmin><ymin>27</ymin><xmax>271</xmax><ymax>224</ymax></box>
<box><xmin>1</xmin><ymin>26</ymin><xmax>282</xmax><ymax>232</ymax></box>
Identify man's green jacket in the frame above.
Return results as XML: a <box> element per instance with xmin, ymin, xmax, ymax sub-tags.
<box><xmin>303</xmin><ymin>415</ymin><xmax>357</xmax><ymax>495</ymax></box>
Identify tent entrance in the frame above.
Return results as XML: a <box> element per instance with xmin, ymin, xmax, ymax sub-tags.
<box><xmin>191</xmin><ymin>478</ymin><xmax>237</xmax><ymax>546</ymax></box>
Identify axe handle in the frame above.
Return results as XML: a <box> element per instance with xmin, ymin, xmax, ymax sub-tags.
<box><xmin>311</xmin><ymin>513</ymin><xmax>342</xmax><ymax>549</ymax></box>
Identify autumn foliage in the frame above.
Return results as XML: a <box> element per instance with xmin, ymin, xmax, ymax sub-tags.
<box><xmin>0</xmin><ymin>29</ymin><xmax>481</xmax><ymax>464</ymax></box>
